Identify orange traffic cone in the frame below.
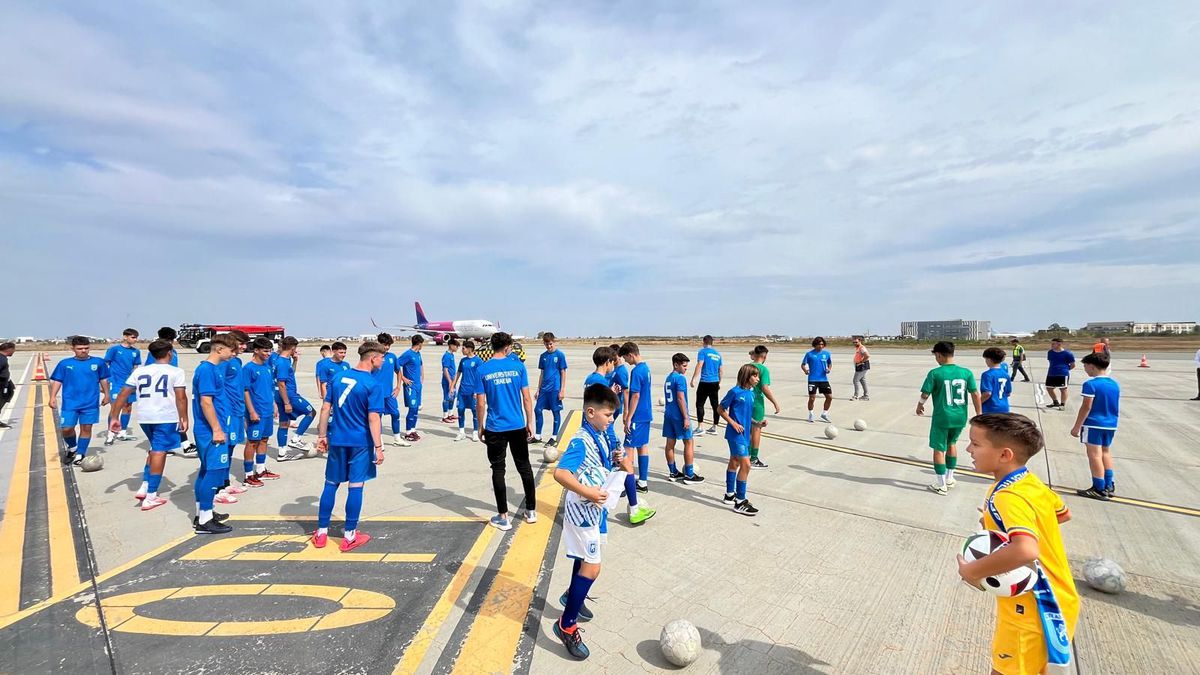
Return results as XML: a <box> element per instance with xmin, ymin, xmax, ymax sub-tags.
<box><xmin>1138</xmin><ymin>354</ymin><xmax>1150</xmax><ymax>368</ymax></box>
<box><xmin>32</xmin><ymin>352</ymin><xmax>48</xmax><ymax>381</ymax></box>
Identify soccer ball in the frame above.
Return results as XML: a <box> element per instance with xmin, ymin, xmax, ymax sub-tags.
<box><xmin>306</xmin><ymin>446</ymin><xmax>319</xmax><ymax>459</ymax></box>
<box><xmin>659</xmin><ymin>619</ymin><xmax>701</xmax><ymax>667</ymax></box>
<box><xmin>1083</xmin><ymin>557</ymin><xmax>1126</xmax><ymax>594</ymax></box>
<box><xmin>961</xmin><ymin>530</ymin><xmax>1038</xmax><ymax>596</ymax></box>
<box><xmin>824</xmin><ymin>424</ymin><xmax>839</xmax><ymax>439</ymax></box>
<box><xmin>543</xmin><ymin>446</ymin><xmax>560</xmax><ymax>463</ymax></box>
<box><xmin>79</xmin><ymin>454</ymin><xmax>104</xmax><ymax>472</ymax></box>
<box><xmin>853</xmin><ymin>419</ymin><xmax>867</xmax><ymax>431</ymax></box>
<box><xmin>656</xmin><ymin>396</ymin><xmax>665</xmax><ymax>406</ymax></box>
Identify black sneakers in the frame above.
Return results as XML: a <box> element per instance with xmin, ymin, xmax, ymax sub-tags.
<box><xmin>1076</xmin><ymin>487</ymin><xmax>1109</xmax><ymax>501</ymax></box>
<box><xmin>666</xmin><ymin>471</ymin><xmax>686</xmax><ymax>482</ymax></box>
<box><xmin>750</xmin><ymin>458</ymin><xmax>768</xmax><ymax>468</ymax></box>
<box><xmin>722</xmin><ymin>492</ymin><xmax>736</xmax><ymax>504</ymax></box>
<box><xmin>681</xmin><ymin>473</ymin><xmax>706</xmax><ymax>485</ymax></box>
<box><xmin>734</xmin><ymin>499</ymin><xmax>760</xmax><ymax>516</ymax></box>
<box><xmin>193</xmin><ymin>517</ymin><xmax>233</xmax><ymax>534</ymax></box>
<box><xmin>553</xmin><ymin>620</ymin><xmax>590</xmax><ymax>660</ymax></box>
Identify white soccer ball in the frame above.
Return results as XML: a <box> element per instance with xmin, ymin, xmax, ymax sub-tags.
<box><xmin>657</xmin><ymin>396</ymin><xmax>665</xmax><ymax>406</ymax></box>
<box><xmin>1083</xmin><ymin>557</ymin><xmax>1126</xmax><ymax>594</ymax></box>
<box><xmin>853</xmin><ymin>418</ymin><xmax>867</xmax><ymax>431</ymax></box>
<box><xmin>80</xmin><ymin>454</ymin><xmax>104</xmax><ymax>472</ymax></box>
<box><xmin>306</xmin><ymin>446</ymin><xmax>320</xmax><ymax>459</ymax></box>
<box><xmin>659</xmin><ymin>619</ymin><xmax>701</xmax><ymax>667</ymax></box>
<box><xmin>961</xmin><ymin>530</ymin><xmax>1038</xmax><ymax>597</ymax></box>
<box><xmin>824</xmin><ymin>424</ymin><xmax>839</xmax><ymax>439</ymax></box>
<box><xmin>543</xmin><ymin>446</ymin><xmax>560</xmax><ymax>463</ymax></box>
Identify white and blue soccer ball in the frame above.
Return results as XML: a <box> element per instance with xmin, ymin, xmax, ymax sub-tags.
<box><xmin>1083</xmin><ymin>557</ymin><xmax>1126</xmax><ymax>594</ymax></box>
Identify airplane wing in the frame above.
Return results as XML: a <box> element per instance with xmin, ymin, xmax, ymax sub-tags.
<box><xmin>369</xmin><ymin>317</ymin><xmax>421</xmax><ymax>332</ymax></box>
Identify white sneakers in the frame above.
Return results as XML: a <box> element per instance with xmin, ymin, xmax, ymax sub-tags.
<box><xmin>392</xmin><ymin>434</ymin><xmax>412</xmax><ymax>447</ymax></box>
<box><xmin>471</xmin><ymin>431</ymin><xmax>480</xmax><ymax>442</ymax></box>
<box><xmin>287</xmin><ymin>437</ymin><xmax>311</xmax><ymax>451</ymax></box>
<box><xmin>454</xmin><ymin>430</ymin><xmax>466</xmax><ymax>442</ymax></box>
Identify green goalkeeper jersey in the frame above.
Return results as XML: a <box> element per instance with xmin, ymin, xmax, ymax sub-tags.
<box><xmin>920</xmin><ymin>363</ymin><xmax>978</xmax><ymax>428</ymax></box>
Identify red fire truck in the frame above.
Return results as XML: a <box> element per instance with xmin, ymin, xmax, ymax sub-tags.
<box><xmin>177</xmin><ymin>324</ymin><xmax>286</xmax><ymax>353</ymax></box>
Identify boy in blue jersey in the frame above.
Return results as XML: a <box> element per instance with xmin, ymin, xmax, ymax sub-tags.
<box><xmin>664</xmin><ymin>353</ymin><xmax>704</xmax><ymax>484</ymax></box>
<box><xmin>476</xmin><ymin>332</ymin><xmax>537</xmax><ymax>531</ymax></box>
<box><xmin>104</xmin><ymin>328</ymin><xmax>142</xmax><ymax>445</ymax></box>
<box><xmin>535</xmin><ymin>333</ymin><xmax>568</xmax><ymax>445</ymax></box>
<box><xmin>689</xmin><ymin>335</ymin><xmax>723</xmax><ymax>435</ymax></box>
<box><xmin>718</xmin><ymin>364</ymin><xmax>761</xmax><ymax>515</ymax></box>
<box><xmin>452</xmin><ymin>340</ymin><xmax>483</xmax><ymax>442</ymax></box>
<box><xmin>441</xmin><ymin>338</ymin><xmax>460</xmax><ymax>423</ymax></box>
<box><xmin>618</xmin><ymin>342</ymin><xmax>656</xmax><ymax>524</ymax></box>
<box><xmin>397</xmin><ymin>334</ymin><xmax>425</xmax><ymax>443</ymax></box>
<box><xmin>312</xmin><ymin>341</ymin><xmax>388</xmax><ymax>552</ymax></box>
<box><xmin>108</xmin><ymin>339</ymin><xmax>187</xmax><ymax>511</ymax></box>
<box><xmin>374</xmin><ymin>333</ymin><xmax>408</xmax><ymax>446</ymax></box>
<box><xmin>316</xmin><ymin>342</ymin><xmax>350</xmax><ymax>402</ymax></box>
<box><xmin>214</xmin><ymin>330</ymin><xmax>252</xmax><ymax>505</ymax></box>
<box><xmin>1045</xmin><ymin>338</ymin><xmax>1076</xmax><ymax>409</ymax></box>
<box><xmin>551</xmin><ymin>383</ymin><xmax>622</xmax><ymax>660</ymax></box>
<box><xmin>585</xmin><ymin>347</ymin><xmax>617</xmax><ymax>394</ymax></box>
<box><xmin>802</xmin><ymin>336</ymin><xmax>834</xmax><ymax>423</ymax></box>
<box><xmin>1072</xmin><ymin>352</ymin><xmax>1120</xmax><ymax>500</ymax></box>
<box><xmin>192</xmin><ymin>334</ymin><xmax>238</xmax><ymax>534</ymax></box>
<box><xmin>980</xmin><ymin>347</ymin><xmax>1014</xmax><ymax>414</ymax></box>
<box><xmin>50</xmin><ymin>336</ymin><xmax>110</xmax><ymax>465</ymax></box>
<box><xmin>242</xmin><ymin>338</ymin><xmax>283</xmax><ymax>489</ymax></box>
<box><xmin>275</xmin><ymin>336</ymin><xmax>317</xmax><ymax>461</ymax></box>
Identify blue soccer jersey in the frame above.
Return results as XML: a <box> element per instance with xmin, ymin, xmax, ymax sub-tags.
<box><xmin>663</xmin><ymin>371</ymin><xmax>688</xmax><ymax>421</ymax></box>
<box><xmin>696</xmin><ymin>347</ymin><xmax>722</xmax><ymax>383</ymax></box>
<box><xmin>192</xmin><ymin>360</ymin><xmax>228</xmax><ymax>435</ymax></box>
<box><xmin>274</xmin><ymin>356</ymin><xmax>300</xmax><ymax>397</ymax></box>
<box><xmin>584</xmin><ymin>371</ymin><xmax>609</xmax><ymax>394</ymax></box>
<box><xmin>720</xmin><ymin>386</ymin><xmax>755</xmax><ymax>445</ymax></box>
<box><xmin>980</xmin><ymin>366</ymin><xmax>1013</xmax><ymax>414</ymax></box>
<box><xmin>629</xmin><ymin>362</ymin><xmax>652</xmax><ymax>423</ymax></box>
<box><xmin>478</xmin><ymin>358</ymin><xmax>530</xmax><ymax>432</ymax></box>
<box><xmin>373</xmin><ymin>352</ymin><xmax>400</xmax><ymax>392</ymax></box>
<box><xmin>608</xmin><ymin>364</ymin><xmax>630</xmax><ymax>413</ymax></box>
<box><xmin>145</xmin><ymin>348</ymin><xmax>179</xmax><ymax>367</ymax></box>
<box><xmin>267</xmin><ymin>352</ymin><xmax>280</xmax><ymax>375</ymax></box>
<box><xmin>51</xmin><ymin>357</ymin><xmax>109</xmax><ymax>410</ymax></box>
<box><xmin>224</xmin><ymin>356</ymin><xmax>246</xmax><ymax>419</ymax></box>
<box><xmin>804</xmin><ymin>349</ymin><xmax>832</xmax><ymax>382</ymax></box>
<box><xmin>325</xmin><ymin>369</ymin><xmax>385</xmax><ymax>447</ymax></box>
<box><xmin>538</xmin><ymin>350</ymin><xmax>568</xmax><ymax>392</ymax></box>
<box><xmin>458</xmin><ymin>355</ymin><xmax>483</xmax><ymax>396</ymax></box>
<box><xmin>398</xmin><ymin>349</ymin><xmax>422</xmax><ymax>385</ymax></box>
<box><xmin>441</xmin><ymin>351</ymin><xmax>457</xmax><ymax>382</ymax></box>
<box><xmin>318</xmin><ymin>359</ymin><xmax>350</xmax><ymax>388</ymax></box>
<box><xmin>1082</xmin><ymin>376</ymin><xmax>1120</xmax><ymax>429</ymax></box>
<box><xmin>104</xmin><ymin>344</ymin><xmax>142</xmax><ymax>386</ymax></box>
<box><xmin>242</xmin><ymin>361</ymin><xmax>276</xmax><ymax>419</ymax></box>
<box><xmin>1047</xmin><ymin>349</ymin><xmax>1075</xmax><ymax>377</ymax></box>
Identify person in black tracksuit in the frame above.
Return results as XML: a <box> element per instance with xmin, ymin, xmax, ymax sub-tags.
<box><xmin>0</xmin><ymin>342</ymin><xmax>15</xmax><ymax>428</ymax></box>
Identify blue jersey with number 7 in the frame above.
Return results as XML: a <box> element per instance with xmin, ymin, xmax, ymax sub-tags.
<box><xmin>979</xmin><ymin>366</ymin><xmax>1012</xmax><ymax>413</ymax></box>
<box><xmin>325</xmin><ymin>369</ymin><xmax>385</xmax><ymax>448</ymax></box>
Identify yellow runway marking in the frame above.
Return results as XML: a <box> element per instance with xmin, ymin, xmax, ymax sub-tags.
<box><xmin>180</xmin><ymin>534</ymin><xmax>438</xmax><ymax>563</ymax></box>
<box><xmin>0</xmin><ymin>390</ymin><xmax>37</xmax><ymax>616</ymax></box>
<box><xmin>41</xmin><ymin>395</ymin><xmax>81</xmax><ymax>595</ymax></box>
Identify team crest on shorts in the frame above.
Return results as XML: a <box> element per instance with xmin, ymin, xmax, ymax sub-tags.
<box><xmin>587</xmin><ymin>541</ymin><xmax>598</xmax><ymax>556</ymax></box>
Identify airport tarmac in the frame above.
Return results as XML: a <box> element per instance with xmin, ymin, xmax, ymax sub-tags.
<box><xmin>0</xmin><ymin>343</ymin><xmax>1198</xmax><ymax>674</ymax></box>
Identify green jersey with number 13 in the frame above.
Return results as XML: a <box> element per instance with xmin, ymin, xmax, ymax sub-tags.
<box><xmin>920</xmin><ymin>364</ymin><xmax>978</xmax><ymax>428</ymax></box>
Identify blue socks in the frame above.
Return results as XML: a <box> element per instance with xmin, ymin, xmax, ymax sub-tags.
<box><xmin>318</xmin><ymin>481</ymin><xmax>338</xmax><ymax>528</ymax></box>
<box><xmin>256</xmin><ymin>453</ymin><xmax>266</xmax><ymax>470</ymax></box>
<box><xmin>195</xmin><ymin>468</ymin><xmax>219</xmax><ymax>510</ymax></box>
<box><xmin>736</xmin><ymin>479</ymin><xmax>747</xmax><ymax>500</ymax></box>
<box><xmin>119</xmin><ymin>413</ymin><xmax>130</xmax><ymax>430</ymax></box>
<box><xmin>65</xmin><ymin>434</ymin><xmax>77</xmax><ymax>449</ymax></box>
<box><xmin>296</xmin><ymin>414</ymin><xmax>313</xmax><ymax>436</ymax></box>
<box><xmin>244</xmin><ymin>460</ymin><xmax>254</xmax><ymax>476</ymax></box>
<box><xmin>277</xmin><ymin>425</ymin><xmax>288</xmax><ymax>447</ymax></box>
<box><xmin>561</xmin><ymin>571</ymin><xmax>596</xmax><ymax>629</ymax></box>
<box><xmin>535</xmin><ymin>408</ymin><xmax>545</xmax><ymax>435</ymax></box>
<box><xmin>637</xmin><ymin>455</ymin><xmax>649</xmax><ymax>482</ymax></box>
<box><xmin>1104</xmin><ymin>469</ymin><xmax>1114</xmax><ymax>491</ymax></box>
<box><xmin>406</xmin><ymin>407</ymin><xmax>418</xmax><ymax>431</ymax></box>
<box><xmin>147</xmin><ymin>470</ymin><xmax>162</xmax><ymax>494</ymax></box>
<box><xmin>685</xmin><ymin>464</ymin><xmax>695</xmax><ymax>478</ymax></box>
<box><xmin>391</xmin><ymin>416</ymin><xmax>401</xmax><ymax>435</ymax></box>
<box><xmin>76</xmin><ymin>437</ymin><xmax>91</xmax><ymax>458</ymax></box>
<box><xmin>1091</xmin><ymin>477</ymin><xmax>1105</xmax><ymax>492</ymax></box>
<box><xmin>726</xmin><ymin>471</ymin><xmax>736</xmax><ymax>494</ymax></box>
<box><xmin>624</xmin><ymin>474</ymin><xmax>638</xmax><ymax>507</ymax></box>
<box><xmin>667</xmin><ymin>461</ymin><xmax>678</xmax><ymax>475</ymax></box>
<box><xmin>552</xmin><ymin>410</ymin><xmax>561</xmax><ymax>436</ymax></box>
<box><xmin>346</xmin><ymin>486</ymin><xmax>364</xmax><ymax>531</ymax></box>
<box><xmin>142</xmin><ymin>463</ymin><xmax>150</xmax><ymax>482</ymax></box>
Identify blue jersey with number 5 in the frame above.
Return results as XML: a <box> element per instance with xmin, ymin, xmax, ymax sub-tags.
<box><xmin>325</xmin><ymin>369</ymin><xmax>384</xmax><ymax>448</ymax></box>
<box><xmin>663</xmin><ymin>372</ymin><xmax>688</xmax><ymax>421</ymax></box>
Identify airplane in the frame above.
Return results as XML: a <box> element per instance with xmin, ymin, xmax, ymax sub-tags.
<box><xmin>371</xmin><ymin>302</ymin><xmax>501</xmax><ymax>345</ymax></box>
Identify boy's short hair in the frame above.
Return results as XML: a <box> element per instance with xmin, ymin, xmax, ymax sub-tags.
<box><xmin>671</xmin><ymin>352</ymin><xmax>690</xmax><ymax>366</ymax></box>
<box><xmin>490</xmin><ymin>332</ymin><xmax>513</xmax><ymax>351</ymax></box>
<box><xmin>462</xmin><ymin>339</ymin><xmax>475</xmax><ymax>351</ymax></box>
<box><xmin>211</xmin><ymin>334</ymin><xmax>240</xmax><ymax>351</ymax></box>
<box><xmin>0</xmin><ymin>341</ymin><xmax>15</xmax><ymax>352</ymax></box>
<box><xmin>448</xmin><ymin>338</ymin><xmax>460</xmax><ymax>347</ymax></box>
<box><xmin>811</xmin><ymin>336</ymin><xmax>826</xmax><ymax>347</ymax></box>
<box><xmin>251</xmin><ymin>337</ymin><xmax>274</xmax><ymax>351</ymax></box>
<box><xmin>411</xmin><ymin>334</ymin><xmax>425</xmax><ymax>346</ymax></box>
<box><xmin>750</xmin><ymin>345</ymin><xmax>769</xmax><ymax>357</ymax></box>
<box><xmin>281</xmin><ymin>336</ymin><xmax>300</xmax><ymax>349</ymax></box>
<box><xmin>618</xmin><ymin>341</ymin><xmax>639</xmax><ymax>357</ymax></box>
<box><xmin>970</xmin><ymin>413</ymin><xmax>1043</xmax><ymax>461</ymax></box>
<box><xmin>736</xmin><ymin>363</ymin><xmax>759</xmax><ymax>388</ymax></box>
<box><xmin>1081</xmin><ymin>352</ymin><xmax>1110</xmax><ymax>370</ymax></box>
<box><xmin>592</xmin><ymin>346</ymin><xmax>616</xmax><ymax>367</ymax></box>
<box><xmin>609</xmin><ymin>343</ymin><xmax>621</xmax><ymax>352</ymax></box>
<box><xmin>320</xmin><ymin>345</ymin><xmax>331</xmax><ymax>353</ymax></box>
<box><xmin>331</xmin><ymin>341</ymin><xmax>348</xmax><ymax>351</ymax></box>
<box><xmin>702</xmin><ymin>335</ymin><xmax>714</xmax><ymax>346</ymax></box>
<box><xmin>228</xmin><ymin>330</ymin><xmax>249</xmax><ymax>344</ymax></box>
<box><xmin>147</xmin><ymin>340</ymin><xmax>173</xmax><ymax>360</ymax></box>
<box><xmin>157</xmin><ymin>326</ymin><xmax>177</xmax><ymax>341</ymax></box>
<box><xmin>542</xmin><ymin>332</ymin><xmax>556</xmax><ymax>343</ymax></box>
<box><xmin>376</xmin><ymin>332</ymin><xmax>394</xmax><ymax>346</ymax></box>
<box><xmin>982</xmin><ymin>347</ymin><xmax>1006</xmax><ymax>363</ymax></box>
<box><xmin>1051</xmin><ymin>337</ymin><xmax>1063</xmax><ymax>344</ymax></box>
<box><xmin>123</xmin><ymin>328</ymin><xmax>139</xmax><ymax>338</ymax></box>
<box><xmin>70</xmin><ymin>335</ymin><xmax>90</xmax><ymax>347</ymax></box>
<box><xmin>359</xmin><ymin>341</ymin><xmax>388</xmax><ymax>357</ymax></box>
<box><xmin>583</xmin><ymin>382</ymin><xmax>619</xmax><ymax>410</ymax></box>
<box><xmin>932</xmin><ymin>341</ymin><xmax>955</xmax><ymax>356</ymax></box>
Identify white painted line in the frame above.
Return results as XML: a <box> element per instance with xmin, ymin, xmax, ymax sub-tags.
<box><xmin>0</xmin><ymin>356</ymin><xmax>36</xmax><ymax>444</ymax></box>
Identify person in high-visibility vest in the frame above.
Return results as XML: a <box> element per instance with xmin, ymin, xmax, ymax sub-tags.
<box><xmin>1009</xmin><ymin>339</ymin><xmax>1030</xmax><ymax>382</ymax></box>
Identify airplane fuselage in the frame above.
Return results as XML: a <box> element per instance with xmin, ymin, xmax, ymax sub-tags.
<box><xmin>417</xmin><ymin>320</ymin><xmax>497</xmax><ymax>343</ymax></box>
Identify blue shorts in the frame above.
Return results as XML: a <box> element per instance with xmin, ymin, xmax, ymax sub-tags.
<box><xmin>383</xmin><ymin>396</ymin><xmax>400</xmax><ymax>417</ymax></box>
<box><xmin>245</xmin><ymin>415</ymin><xmax>273</xmax><ymax>441</ymax></box>
<box><xmin>442</xmin><ymin>380</ymin><xmax>453</xmax><ymax>399</ymax></box>
<box><xmin>624</xmin><ymin>420</ymin><xmax>651</xmax><ymax>448</ymax></box>
<box><xmin>140</xmin><ymin>423</ymin><xmax>181</xmax><ymax>452</ymax></box>
<box><xmin>277</xmin><ymin>394</ymin><xmax>315</xmax><ymax>422</ymax></box>
<box><xmin>403</xmin><ymin>384</ymin><xmax>421</xmax><ymax>409</ymax></box>
<box><xmin>61</xmin><ymin>407</ymin><xmax>99</xmax><ymax>427</ymax></box>
<box><xmin>325</xmin><ymin>445</ymin><xmax>377</xmax><ymax>484</ymax></box>
<box><xmin>1082</xmin><ymin>427</ymin><xmax>1116</xmax><ymax>448</ymax></box>
<box><xmin>195</xmin><ymin>434</ymin><xmax>231</xmax><ymax>470</ymax></box>
<box><xmin>727</xmin><ymin>439</ymin><xmax>750</xmax><ymax>457</ymax></box>
<box><xmin>108</xmin><ymin>381</ymin><xmax>127</xmax><ymax>404</ymax></box>
<box><xmin>662</xmin><ymin>416</ymin><xmax>693</xmax><ymax>441</ymax></box>
<box><xmin>225</xmin><ymin>415</ymin><xmax>245</xmax><ymax>445</ymax></box>
<box><xmin>457</xmin><ymin>391</ymin><xmax>476</xmax><ymax>412</ymax></box>
<box><xmin>536</xmin><ymin>390</ymin><xmax>563</xmax><ymax>411</ymax></box>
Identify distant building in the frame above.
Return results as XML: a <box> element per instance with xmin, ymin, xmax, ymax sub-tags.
<box><xmin>1132</xmin><ymin>321</ymin><xmax>1196</xmax><ymax>335</ymax></box>
<box><xmin>1083</xmin><ymin>321</ymin><xmax>1135</xmax><ymax>333</ymax></box>
<box><xmin>900</xmin><ymin>320</ymin><xmax>991</xmax><ymax>341</ymax></box>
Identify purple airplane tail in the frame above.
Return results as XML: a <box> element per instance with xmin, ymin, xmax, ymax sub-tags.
<box><xmin>414</xmin><ymin>301</ymin><xmax>429</xmax><ymax>327</ymax></box>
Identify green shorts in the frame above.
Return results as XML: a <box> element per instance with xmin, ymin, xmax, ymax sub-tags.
<box><xmin>930</xmin><ymin>425</ymin><xmax>964</xmax><ymax>452</ymax></box>
<box><xmin>752</xmin><ymin>402</ymin><xmax>766</xmax><ymax>423</ymax></box>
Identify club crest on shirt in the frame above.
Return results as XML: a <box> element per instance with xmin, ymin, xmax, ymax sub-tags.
<box><xmin>90</xmin><ymin>364</ymin><xmax>98</xmax><ymax>371</ymax></box>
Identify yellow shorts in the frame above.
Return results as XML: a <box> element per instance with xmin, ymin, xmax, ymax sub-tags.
<box><xmin>991</xmin><ymin>620</ymin><xmax>1047</xmax><ymax>674</ymax></box>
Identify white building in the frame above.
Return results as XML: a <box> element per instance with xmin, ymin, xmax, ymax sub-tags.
<box><xmin>1132</xmin><ymin>322</ymin><xmax>1196</xmax><ymax>335</ymax></box>
<box><xmin>899</xmin><ymin>320</ymin><xmax>991</xmax><ymax>340</ymax></box>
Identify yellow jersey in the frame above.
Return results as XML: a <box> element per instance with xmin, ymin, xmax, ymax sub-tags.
<box><xmin>984</xmin><ymin>471</ymin><xmax>1080</xmax><ymax>632</ymax></box>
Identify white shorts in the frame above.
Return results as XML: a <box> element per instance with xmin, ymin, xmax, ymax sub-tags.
<box><xmin>563</xmin><ymin>519</ymin><xmax>605</xmax><ymax>564</ymax></box>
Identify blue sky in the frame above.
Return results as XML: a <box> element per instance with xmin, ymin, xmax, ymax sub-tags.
<box><xmin>3</xmin><ymin>2</ymin><xmax>1199</xmax><ymax>339</ymax></box>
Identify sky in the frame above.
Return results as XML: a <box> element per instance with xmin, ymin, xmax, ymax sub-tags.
<box><xmin>2</xmin><ymin>1</ymin><xmax>1199</xmax><ymax>339</ymax></box>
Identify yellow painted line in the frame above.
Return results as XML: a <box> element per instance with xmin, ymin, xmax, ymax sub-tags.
<box><xmin>451</xmin><ymin>411</ymin><xmax>578</xmax><ymax>675</ymax></box>
<box><xmin>394</xmin><ymin>525</ymin><xmax>497</xmax><ymax>675</ymax></box>
<box><xmin>224</xmin><ymin>514</ymin><xmax>487</xmax><ymax>522</ymax></box>
<box><xmin>0</xmin><ymin>390</ymin><xmax>37</xmax><ymax>616</ymax></box>
<box><xmin>41</xmin><ymin>394</ymin><xmax>81</xmax><ymax>595</ymax></box>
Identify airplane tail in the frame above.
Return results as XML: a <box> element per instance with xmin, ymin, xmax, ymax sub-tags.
<box><xmin>414</xmin><ymin>301</ymin><xmax>429</xmax><ymax>327</ymax></box>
